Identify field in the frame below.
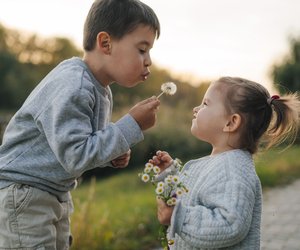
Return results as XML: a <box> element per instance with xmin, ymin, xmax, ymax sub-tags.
<box><xmin>70</xmin><ymin>146</ymin><xmax>300</xmax><ymax>250</ymax></box>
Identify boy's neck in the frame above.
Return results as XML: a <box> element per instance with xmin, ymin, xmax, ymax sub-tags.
<box><xmin>83</xmin><ymin>52</ymin><xmax>111</xmax><ymax>88</ymax></box>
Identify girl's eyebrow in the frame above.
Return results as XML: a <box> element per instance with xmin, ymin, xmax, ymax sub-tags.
<box><xmin>203</xmin><ymin>98</ymin><xmax>210</xmax><ymax>103</ymax></box>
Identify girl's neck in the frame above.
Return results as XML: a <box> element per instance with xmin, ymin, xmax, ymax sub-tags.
<box><xmin>211</xmin><ymin>145</ymin><xmax>238</xmax><ymax>156</ymax></box>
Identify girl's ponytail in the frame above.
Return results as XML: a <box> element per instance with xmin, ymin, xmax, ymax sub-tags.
<box><xmin>216</xmin><ymin>76</ymin><xmax>300</xmax><ymax>154</ymax></box>
<box><xmin>265</xmin><ymin>92</ymin><xmax>300</xmax><ymax>150</ymax></box>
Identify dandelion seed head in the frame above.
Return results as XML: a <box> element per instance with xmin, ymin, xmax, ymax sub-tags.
<box><xmin>161</xmin><ymin>82</ymin><xmax>177</xmax><ymax>95</ymax></box>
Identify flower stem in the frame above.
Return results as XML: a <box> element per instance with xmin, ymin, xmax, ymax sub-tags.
<box><xmin>157</xmin><ymin>91</ymin><xmax>164</xmax><ymax>99</ymax></box>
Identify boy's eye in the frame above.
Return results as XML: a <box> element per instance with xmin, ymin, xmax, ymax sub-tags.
<box><xmin>139</xmin><ymin>49</ymin><xmax>146</xmax><ymax>54</ymax></box>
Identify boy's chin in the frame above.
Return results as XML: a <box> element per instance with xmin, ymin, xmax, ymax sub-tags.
<box><xmin>118</xmin><ymin>81</ymin><xmax>141</xmax><ymax>88</ymax></box>
<box><xmin>116</xmin><ymin>82</ymin><xmax>140</xmax><ymax>88</ymax></box>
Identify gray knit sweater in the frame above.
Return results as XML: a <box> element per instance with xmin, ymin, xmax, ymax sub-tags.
<box><xmin>0</xmin><ymin>57</ymin><xmax>143</xmax><ymax>201</ymax></box>
<box><xmin>168</xmin><ymin>149</ymin><xmax>262</xmax><ymax>249</ymax></box>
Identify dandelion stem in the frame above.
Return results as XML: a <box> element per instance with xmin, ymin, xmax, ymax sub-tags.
<box><xmin>157</xmin><ymin>92</ymin><xmax>164</xmax><ymax>99</ymax></box>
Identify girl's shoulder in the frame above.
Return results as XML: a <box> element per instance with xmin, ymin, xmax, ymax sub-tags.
<box><xmin>211</xmin><ymin>149</ymin><xmax>253</xmax><ymax>165</ymax></box>
<box><xmin>188</xmin><ymin>149</ymin><xmax>252</xmax><ymax>166</ymax></box>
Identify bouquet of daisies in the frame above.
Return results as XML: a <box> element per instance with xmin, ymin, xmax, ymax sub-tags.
<box><xmin>138</xmin><ymin>158</ymin><xmax>188</xmax><ymax>249</ymax></box>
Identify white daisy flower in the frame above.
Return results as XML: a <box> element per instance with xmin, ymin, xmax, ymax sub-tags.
<box><xmin>166</xmin><ymin>199</ymin><xmax>173</xmax><ymax>206</ymax></box>
<box><xmin>176</xmin><ymin>188</ymin><xmax>184</xmax><ymax>196</ymax></box>
<box><xmin>153</xmin><ymin>166</ymin><xmax>161</xmax><ymax>174</ymax></box>
<box><xmin>144</xmin><ymin>163</ymin><xmax>153</xmax><ymax>173</ymax></box>
<box><xmin>157</xmin><ymin>82</ymin><xmax>177</xmax><ymax>98</ymax></box>
<box><xmin>165</xmin><ymin>176</ymin><xmax>173</xmax><ymax>184</ymax></box>
<box><xmin>141</xmin><ymin>173</ymin><xmax>150</xmax><ymax>182</ymax></box>
<box><xmin>144</xmin><ymin>167</ymin><xmax>152</xmax><ymax>173</ymax></box>
<box><xmin>171</xmin><ymin>197</ymin><xmax>177</xmax><ymax>205</ymax></box>
<box><xmin>172</xmin><ymin>175</ymin><xmax>180</xmax><ymax>184</ymax></box>
<box><xmin>155</xmin><ymin>186</ymin><xmax>164</xmax><ymax>195</ymax></box>
<box><xmin>157</xmin><ymin>181</ymin><xmax>165</xmax><ymax>188</ymax></box>
<box><xmin>145</xmin><ymin>162</ymin><xmax>154</xmax><ymax>168</ymax></box>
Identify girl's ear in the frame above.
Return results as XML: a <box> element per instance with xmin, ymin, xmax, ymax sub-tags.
<box><xmin>223</xmin><ymin>113</ymin><xmax>242</xmax><ymax>132</ymax></box>
<box><xmin>96</xmin><ymin>32</ymin><xmax>111</xmax><ymax>54</ymax></box>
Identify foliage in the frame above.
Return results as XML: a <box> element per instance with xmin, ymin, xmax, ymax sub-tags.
<box><xmin>71</xmin><ymin>172</ymin><xmax>161</xmax><ymax>250</ymax></box>
<box><xmin>255</xmin><ymin>145</ymin><xmax>300</xmax><ymax>187</ymax></box>
<box><xmin>0</xmin><ymin>23</ymin><xmax>82</xmax><ymax>110</ymax></box>
<box><xmin>271</xmin><ymin>36</ymin><xmax>300</xmax><ymax>93</ymax></box>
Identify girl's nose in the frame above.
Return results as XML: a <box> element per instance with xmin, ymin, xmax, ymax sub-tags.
<box><xmin>193</xmin><ymin>106</ymin><xmax>200</xmax><ymax>113</ymax></box>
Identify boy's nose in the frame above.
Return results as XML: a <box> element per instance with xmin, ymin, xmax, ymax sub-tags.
<box><xmin>145</xmin><ymin>54</ymin><xmax>152</xmax><ymax>67</ymax></box>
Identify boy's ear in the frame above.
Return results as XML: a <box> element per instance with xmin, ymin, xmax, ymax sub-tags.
<box><xmin>97</xmin><ymin>32</ymin><xmax>111</xmax><ymax>54</ymax></box>
<box><xmin>223</xmin><ymin>113</ymin><xmax>241</xmax><ymax>132</ymax></box>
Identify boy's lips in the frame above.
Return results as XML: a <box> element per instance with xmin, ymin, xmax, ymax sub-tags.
<box><xmin>142</xmin><ymin>71</ymin><xmax>150</xmax><ymax>80</ymax></box>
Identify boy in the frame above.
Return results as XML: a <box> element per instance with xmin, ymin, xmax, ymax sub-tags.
<box><xmin>0</xmin><ymin>0</ymin><xmax>160</xmax><ymax>249</ymax></box>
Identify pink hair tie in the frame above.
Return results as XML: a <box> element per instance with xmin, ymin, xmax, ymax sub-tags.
<box><xmin>267</xmin><ymin>95</ymin><xmax>280</xmax><ymax>105</ymax></box>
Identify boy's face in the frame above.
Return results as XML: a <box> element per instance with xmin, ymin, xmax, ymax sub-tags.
<box><xmin>108</xmin><ymin>24</ymin><xmax>156</xmax><ymax>87</ymax></box>
<box><xmin>191</xmin><ymin>83</ymin><xmax>229</xmax><ymax>144</ymax></box>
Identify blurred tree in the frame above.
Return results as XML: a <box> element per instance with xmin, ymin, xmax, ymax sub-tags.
<box><xmin>271</xmin><ymin>36</ymin><xmax>300</xmax><ymax>93</ymax></box>
<box><xmin>0</xmin><ymin>23</ymin><xmax>82</xmax><ymax>110</ymax></box>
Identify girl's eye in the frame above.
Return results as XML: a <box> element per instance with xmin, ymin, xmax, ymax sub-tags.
<box><xmin>200</xmin><ymin>102</ymin><xmax>207</xmax><ymax>107</ymax></box>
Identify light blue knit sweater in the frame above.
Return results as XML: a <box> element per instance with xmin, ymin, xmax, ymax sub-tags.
<box><xmin>168</xmin><ymin>149</ymin><xmax>262</xmax><ymax>249</ymax></box>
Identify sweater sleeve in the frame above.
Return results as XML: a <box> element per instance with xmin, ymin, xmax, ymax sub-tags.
<box><xmin>35</xmin><ymin>81</ymin><xmax>143</xmax><ymax>176</ymax></box>
<box><xmin>169</xmin><ymin>165</ymin><xmax>256</xmax><ymax>248</ymax></box>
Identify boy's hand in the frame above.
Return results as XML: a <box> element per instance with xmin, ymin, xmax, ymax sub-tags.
<box><xmin>129</xmin><ymin>97</ymin><xmax>160</xmax><ymax>131</ymax></box>
<box><xmin>157</xmin><ymin>197</ymin><xmax>174</xmax><ymax>225</ymax></box>
<box><xmin>111</xmin><ymin>149</ymin><xmax>131</xmax><ymax>168</ymax></box>
<box><xmin>150</xmin><ymin>150</ymin><xmax>173</xmax><ymax>172</ymax></box>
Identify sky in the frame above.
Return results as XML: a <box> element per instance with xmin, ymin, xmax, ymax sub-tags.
<box><xmin>1</xmin><ymin>0</ymin><xmax>300</xmax><ymax>90</ymax></box>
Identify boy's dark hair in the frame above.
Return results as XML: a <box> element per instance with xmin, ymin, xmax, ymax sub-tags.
<box><xmin>83</xmin><ymin>0</ymin><xmax>160</xmax><ymax>51</ymax></box>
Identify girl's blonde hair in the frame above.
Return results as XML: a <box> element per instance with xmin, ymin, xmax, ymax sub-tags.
<box><xmin>215</xmin><ymin>76</ymin><xmax>300</xmax><ymax>154</ymax></box>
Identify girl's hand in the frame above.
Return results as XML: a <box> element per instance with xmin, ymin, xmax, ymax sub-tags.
<box><xmin>149</xmin><ymin>150</ymin><xmax>173</xmax><ymax>172</ymax></box>
<box><xmin>157</xmin><ymin>197</ymin><xmax>174</xmax><ymax>225</ymax></box>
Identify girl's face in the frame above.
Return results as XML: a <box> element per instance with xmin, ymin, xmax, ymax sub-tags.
<box><xmin>191</xmin><ymin>83</ymin><xmax>230</xmax><ymax>145</ymax></box>
<box><xmin>107</xmin><ymin>24</ymin><xmax>156</xmax><ymax>87</ymax></box>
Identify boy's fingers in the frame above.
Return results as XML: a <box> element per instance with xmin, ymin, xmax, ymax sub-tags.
<box><xmin>147</xmin><ymin>99</ymin><xmax>160</xmax><ymax>110</ymax></box>
<box><xmin>138</xmin><ymin>96</ymin><xmax>157</xmax><ymax>105</ymax></box>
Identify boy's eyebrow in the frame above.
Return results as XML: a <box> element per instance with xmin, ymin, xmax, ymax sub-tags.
<box><xmin>138</xmin><ymin>40</ymin><xmax>152</xmax><ymax>48</ymax></box>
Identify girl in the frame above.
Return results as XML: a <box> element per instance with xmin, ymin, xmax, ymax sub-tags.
<box><xmin>151</xmin><ymin>76</ymin><xmax>300</xmax><ymax>249</ymax></box>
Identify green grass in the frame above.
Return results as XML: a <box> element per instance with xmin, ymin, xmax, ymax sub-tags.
<box><xmin>70</xmin><ymin>172</ymin><xmax>161</xmax><ymax>250</ymax></box>
<box><xmin>255</xmin><ymin>145</ymin><xmax>300</xmax><ymax>187</ymax></box>
<box><xmin>70</xmin><ymin>145</ymin><xmax>300</xmax><ymax>249</ymax></box>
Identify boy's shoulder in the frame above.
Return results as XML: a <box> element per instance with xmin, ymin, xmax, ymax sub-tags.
<box><xmin>53</xmin><ymin>57</ymin><xmax>87</xmax><ymax>78</ymax></box>
<box><xmin>45</xmin><ymin>57</ymin><xmax>97</xmax><ymax>91</ymax></box>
